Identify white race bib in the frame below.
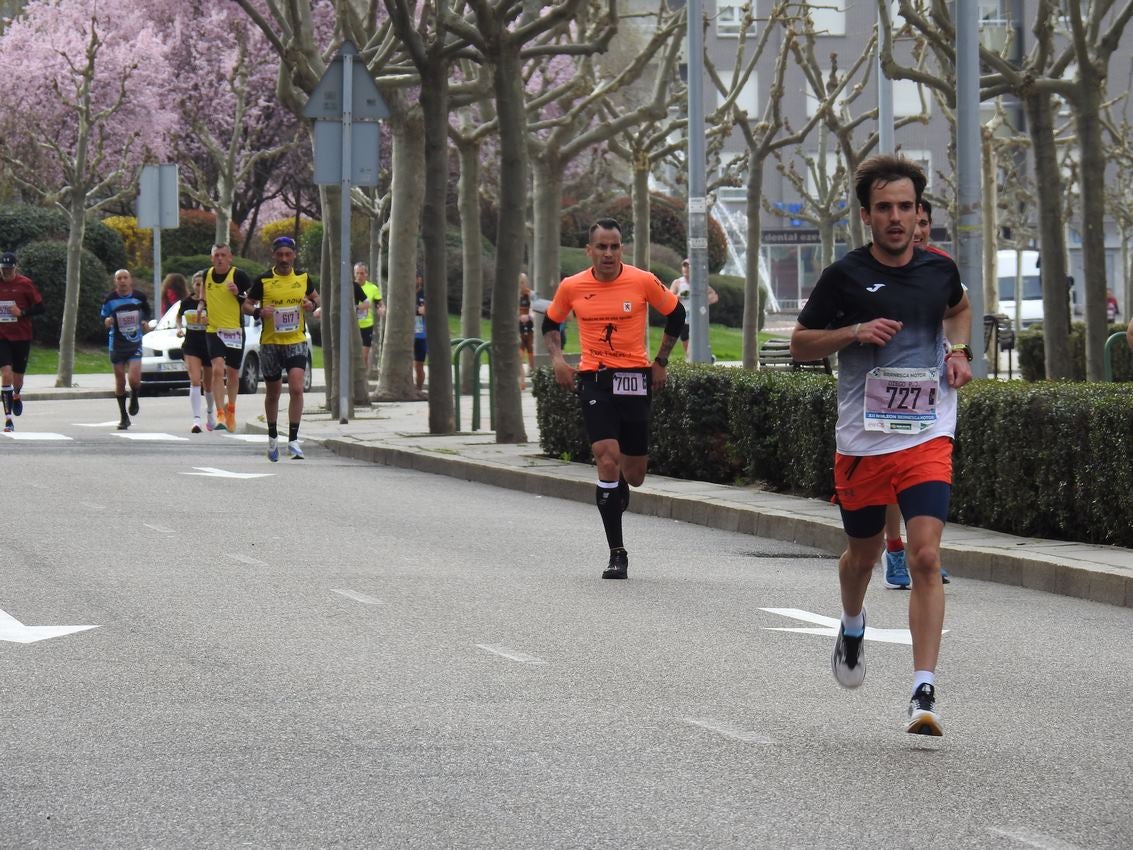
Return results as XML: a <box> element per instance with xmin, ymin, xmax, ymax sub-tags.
<box><xmin>0</xmin><ymin>300</ymin><xmax>15</xmax><ymax>322</ymax></box>
<box><xmin>217</xmin><ymin>327</ymin><xmax>243</xmax><ymax>349</ymax></box>
<box><xmin>863</xmin><ymin>366</ymin><xmax>938</xmax><ymax>433</ymax></box>
<box><xmin>274</xmin><ymin>305</ymin><xmax>301</xmax><ymax>333</ymax></box>
<box><xmin>356</xmin><ymin>302</ymin><xmax>370</xmax><ymax>321</ymax></box>
<box><xmin>612</xmin><ymin>371</ymin><xmax>648</xmax><ymax>396</ymax></box>
<box><xmin>116</xmin><ymin>310</ymin><xmax>140</xmax><ymax>336</ymax></box>
<box><xmin>184</xmin><ymin>309</ymin><xmax>207</xmax><ymax>331</ymax></box>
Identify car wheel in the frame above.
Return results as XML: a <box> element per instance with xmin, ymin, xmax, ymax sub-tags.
<box><xmin>238</xmin><ymin>353</ymin><xmax>260</xmax><ymax>395</ymax></box>
<box><xmin>304</xmin><ymin>352</ymin><xmax>313</xmax><ymax>392</ymax></box>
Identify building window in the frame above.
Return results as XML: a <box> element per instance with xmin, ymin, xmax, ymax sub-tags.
<box><xmin>892</xmin><ymin>78</ymin><xmax>929</xmax><ymax>118</ymax></box>
<box><xmin>717</xmin><ymin>2</ymin><xmax>756</xmax><ymax>38</ymax></box>
<box><xmin>716</xmin><ymin>70</ymin><xmax>760</xmax><ymax>119</ymax></box>
<box><xmin>808</xmin><ymin>1</ymin><xmax>845</xmax><ymax>36</ymax></box>
<box><xmin>902</xmin><ymin>149</ymin><xmax>933</xmax><ymax>191</ymax></box>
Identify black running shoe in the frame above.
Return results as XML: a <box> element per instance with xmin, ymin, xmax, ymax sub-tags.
<box><xmin>906</xmin><ymin>683</ymin><xmax>943</xmax><ymax>736</ymax></box>
<box><xmin>117</xmin><ymin>416</ymin><xmax>130</xmax><ymax>431</ymax></box>
<box><xmin>128</xmin><ymin>393</ymin><xmax>140</xmax><ymax>416</ymax></box>
<box><xmin>831</xmin><ymin>611</ymin><xmax>866</xmax><ymax>688</ymax></box>
<box><xmin>11</xmin><ymin>394</ymin><xmax>22</xmax><ymax>416</ymax></box>
<box><xmin>602</xmin><ymin>548</ymin><xmax>628</xmax><ymax>580</ymax></box>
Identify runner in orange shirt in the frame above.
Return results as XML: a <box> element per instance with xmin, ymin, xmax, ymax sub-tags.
<box><xmin>544</xmin><ymin>218</ymin><xmax>685</xmax><ymax>580</ymax></box>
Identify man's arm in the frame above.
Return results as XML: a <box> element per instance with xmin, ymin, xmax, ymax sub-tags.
<box><xmin>542</xmin><ymin>314</ymin><xmax>574</xmax><ymax>388</ymax></box>
<box><xmin>942</xmin><ymin>291</ymin><xmax>972</xmax><ymax>346</ymax></box>
<box><xmin>790</xmin><ymin>319</ymin><xmax>903</xmax><ymax>361</ymax></box>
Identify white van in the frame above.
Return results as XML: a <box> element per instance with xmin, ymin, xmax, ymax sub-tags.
<box><xmin>996</xmin><ymin>249</ymin><xmax>1042</xmax><ymax>329</ymax></box>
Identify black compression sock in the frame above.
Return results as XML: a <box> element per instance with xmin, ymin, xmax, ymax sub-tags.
<box><xmin>267</xmin><ymin>422</ymin><xmax>278</xmax><ymax>439</ymax></box>
<box><xmin>595</xmin><ymin>481</ymin><xmax>624</xmax><ymax>550</ymax></box>
<box><xmin>288</xmin><ymin>422</ymin><xmax>300</xmax><ymax>442</ymax></box>
<box><xmin>618</xmin><ymin>474</ymin><xmax>630</xmax><ymax>513</ymax></box>
<box><xmin>1</xmin><ymin>386</ymin><xmax>11</xmax><ymax>416</ymax></box>
<box><xmin>116</xmin><ymin>394</ymin><xmax>128</xmax><ymax>418</ymax></box>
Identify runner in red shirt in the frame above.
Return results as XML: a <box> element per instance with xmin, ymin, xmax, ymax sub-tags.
<box><xmin>544</xmin><ymin>218</ymin><xmax>685</xmax><ymax>579</ymax></box>
<box><xmin>0</xmin><ymin>252</ymin><xmax>45</xmax><ymax>432</ymax></box>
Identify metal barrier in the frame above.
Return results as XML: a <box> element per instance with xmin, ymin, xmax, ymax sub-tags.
<box><xmin>1103</xmin><ymin>331</ymin><xmax>1127</xmax><ymax>382</ymax></box>
<box><xmin>451</xmin><ymin>337</ymin><xmax>493</xmax><ymax>431</ymax></box>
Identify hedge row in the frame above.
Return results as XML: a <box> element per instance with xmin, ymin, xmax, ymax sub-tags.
<box><xmin>1017</xmin><ymin>322</ymin><xmax>1133</xmax><ymax>381</ymax></box>
<box><xmin>532</xmin><ymin>364</ymin><xmax>1133</xmax><ymax>548</ymax></box>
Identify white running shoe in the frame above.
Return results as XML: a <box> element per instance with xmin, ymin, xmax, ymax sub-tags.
<box><xmin>288</xmin><ymin>440</ymin><xmax>304</xmax><ymax>460</ymax></box>
<box><xmin>268</xmin><ymin>436</ymin><xmax>279</xmax><ymax>462</ymax></box>
<box><xmin>906</xmin><ymin>684</ymin><xmax>943</xmax><ymax>736</ymax></box>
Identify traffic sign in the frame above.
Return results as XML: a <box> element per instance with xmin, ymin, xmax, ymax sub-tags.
<box><xmin>303</xmin><ymin>41</ymin><xmax>389</xmax><ymax>121</ymax></box>
<box><xmin>137</xmin><ymin>164</ymin><xmax>179</xmax><ymax>229</ymax></box>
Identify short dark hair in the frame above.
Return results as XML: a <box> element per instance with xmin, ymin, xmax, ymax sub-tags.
<box><xmin>588</xmin><ymin>218</ymin><xmax>622</xmax><ymax>242</ymax></box>
<box><xmin>855</xmin><ymin>155</ymin><xmax>926</xmax><ymax>211</ymax></box>
<box><xmin>920</xmin><ymin>199</ymin><xmax>933</xmax><ymax>221</ymax></box>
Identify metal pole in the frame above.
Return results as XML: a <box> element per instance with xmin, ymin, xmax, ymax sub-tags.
<box><xmin>877</xmin><ymin>10</ymin><xmax>894</xmax><ymax>155</ymax></box>
<box><xmin>338</xmin><ymin>50</ymin><xmax>354</xmax><ymax>422</ymax></box>
<box><xmin>686</xmin><ymin>0</ymin><xmax>710</xmax><ymax>363</ymax></box>
<box><xmin>956</xmin><ymin>0</ymin><xmax>986</xmax><ymax>378</ymax></box>
<box><xmin>152</xmin><ymin>227</ymin><xmax>162</xmax><ymax>318</ymax></box>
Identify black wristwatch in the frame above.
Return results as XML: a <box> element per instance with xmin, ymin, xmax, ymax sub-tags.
<box><xmin>949</xmin><ymin>343</ymin><xmax>973</xmax><ymax>362</ymax></box>
<box><xmin>654</xmin><ymin>356</ymin><xmax>668</xmax><ymax>368</ymax></box>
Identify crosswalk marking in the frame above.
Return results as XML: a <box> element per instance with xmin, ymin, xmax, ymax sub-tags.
<box><xmin>2</xmin><ymin>432</ymin><xmax>73</xmax><ymax>441</ymax></box>
<box><xmin>113</xmin><ymin>433</ymin><xmax>191</xmax><ymax>442</ymax></box>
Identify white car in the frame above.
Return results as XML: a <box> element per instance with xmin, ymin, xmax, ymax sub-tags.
<box><xmin>997</xmin><ymin>249</ymin><xmax>1043</xmax><ymax>329</ymax></box>
<box><xmin>141</xmin><ymin>302</ymin><xmax>313</xmax><ymax>394</ymax></box>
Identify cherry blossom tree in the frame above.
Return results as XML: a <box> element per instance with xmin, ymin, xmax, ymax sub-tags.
<box><xmin>0</xmin><ymin>0</ymin><xmax>175</xmax><ymax>386</ymax></box>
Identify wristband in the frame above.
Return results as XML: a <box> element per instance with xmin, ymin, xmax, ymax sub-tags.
<box><xmin>949</xmin><ymin>343</ymin><xmax>973</xmax><ymax>362</ymax></box>
<box><xmin>654</xmin><ymin>356</ymin><xmax>668</xmax><ymax>368</ymax></box>
<box><xmin>853</xmin><ymin>322</ymin><xmax>861</xmax><ymax>342</ymax></box>
<box><xmin>253</xmin><ymin>307</ymin><xmax>262</xmax><ymax>321</ymax></box>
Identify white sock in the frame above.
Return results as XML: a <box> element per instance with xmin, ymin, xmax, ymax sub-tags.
<box><xmin>914</xmin><ymin>670</ymin><xmax>935</xmax><ymax>691</ymax></box>
<box><xmin>190</xmin><ymin>386</ymin><xmax>202</xmax><ymax>419</ymax></box>
<box><xmin>205</xmin><ymin>391</ymin><xmax>215</xmax><ymax>414</ymax></box>
<box><xmin>841</xmin><ymin>610</ymin><xmax>865</xmax><ymax>635</ymax></box>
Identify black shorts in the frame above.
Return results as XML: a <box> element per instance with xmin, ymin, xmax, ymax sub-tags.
<box><xmin>260</xmin><ymin>342</ymin><xmax>308</xmax><ymax>383</ymax></box>
<box><xmin>110</xmin><ymin>346</ymin><xmax>142</xmax><ymax>365</ymax></box>
<box><xmin>360</xmin><ymin>326</ymin><xmax>374</xmax><ymax>348</ymax></box>
<box><xmin>576</xmin><ymin>368</ymin><xmax>652</xmax><ymax>457</ymax></box>
<box><xmin>0</xmin><ymin>338</ymin><xmax>31</xmax><ymax>373</ymax></box>
<box><xmin>181</xmin><ymin>333</ymin><xmax>209</xmax><ymax>362</ymax></box>
<box><xmin>678</xmin><ymin>324</ymin><xmax>690</xmax><ymax>342</ymax></box>
<box><xmin>207</xmin><ymin>331</ymin><xmax>244</xmax><ymax>370</ymax></box>
<box><xmin>414</xmin><ymin>337</ymin><xmax>427</xmax><ymax>362</ymax></box>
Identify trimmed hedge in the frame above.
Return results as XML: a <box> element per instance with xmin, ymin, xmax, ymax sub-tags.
<box><xmin>533</xmin><ymin>365</ymin><xmax>1133</xmax><ymax>548</ymax></box>
<box><xmin>1017</xmin><ymin>322</ymin><xmax>1133</xmax><ymax>381</ymax></box>
<box><xmin>19</xmin><ymin>240</ymin><xmax>115</xmax><ymax>346</ymax></box>
<box><xmin>0</xmin><ymin>204</ymin><xmax>127</xmax><ymax>274</ymax></box>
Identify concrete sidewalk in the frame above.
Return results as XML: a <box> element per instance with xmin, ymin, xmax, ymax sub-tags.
<box><xmin>19</xmin><ymin>371</ymin><xmax>1133</xmax><ymax>608</ymax></box>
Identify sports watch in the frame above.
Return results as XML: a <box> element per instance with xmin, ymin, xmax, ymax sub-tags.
<box><xmin>948</xmin><ymin>343</ymin><xmax>973</xmax><ymax>361</ymax></box>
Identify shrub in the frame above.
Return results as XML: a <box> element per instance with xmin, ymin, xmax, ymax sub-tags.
<box><xmin>20</xmin><ymin>240</ymin><xmax>114</xmax><ymax>346</ymax></box>
<box><xmin>163</xmin><ymin>254</ymin><xmax>268</xmax><ymax>282</ymax></box>
<box><xmin>1017</xmin><ymin>322</ymin><xmax>1133</xmax><ymax>381</ymax></box>
<box><xmin>159</xmin><ymin>209</ymin><xmax>240</xmax><ymax>259</ymax></box>
<box><xmin>103</xmin><ymin>215</ymin><xmax>150</xmax><ymax>269</ymax></box>
<box><xmin>0</xmin><ymin>204</ymin><xmax>126</xmax><ymax>274</ymax></box>
<box><xmin>83</xmin><ymin>218</ymin><xmax>129</xmax><ymax>274</ymax></box>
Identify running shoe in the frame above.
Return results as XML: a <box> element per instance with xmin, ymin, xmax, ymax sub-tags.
<box><xmin>117</xmin><ymin>416</ymin><xmax>130</xmax><ymax>431</ymax></box>
<box><xmin>268</xmin><ymin>437</ymin><xmax>279</xmax><ymax>463</ymax></box>
<box><xmin>602</xmin><ymin>547</ymin><xmax>628</xmax><ymax>580</ymax></box>
<box><xmin>191</xmin><ymin>419</ymin><xmax>202</xmax><ymax>434</ymax></box>
<box><xmin>832</xmin><ymin>611</ymin><xmax>866</xmax><ymax>688</ymax></box>
<box><xmin>11</xmin><ymin>394</ymin><xmax>22</xmax><ymax>416</ymax></box>
<box><xmin>128</xmin><ymin>393</ymin><xmax>140</xmax><ymax>416</ymax></box>
<box><xmin>884</xmin><ymin>549</ymin><xmax>911</xmax><ymax>589</ymax></box>
<box><xmin>3</xmin><ymin>418</ymin><xmax>12</xmax><ymax>433</ymax></box>
<box><xmin>941</xmin><ymin>568</ymin><xmax>951</xmax><ymax>584</ymax></box>
<box><xmin>288</xmin><ymin>440</ymin><xmax>304</xmax><ymax>460</ymax></box>
<box><xmin>906</xmin><ymin>683</ymin><xmax>943</xmax><ymax>736</ymax></box>
<box><xmin>206</xmin><ymin>409</ymin><xmax>216</xmax><ymax>431</ymax></box>
<box><xmin>225</xmin><ymin>406</ymin><xmax>237</xmax><ymax>432</ymax></box>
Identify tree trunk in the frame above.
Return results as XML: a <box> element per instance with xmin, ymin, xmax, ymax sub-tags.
<box><xmin>982</xmin><ymin>131</ymin><xmax>999</xmax><ymax>315</ymax></box>
<box><xmin>420</xmin><ymin>64</ymin><xmax>454</xmax><ymax>433</ymax></box>
<box><xmin>742</xmin><ymin>159</ymin><xmax>765</xmax><ymax>369</ymax></box>
<box><xmin>1075</xmin><ymin>78</ymin><xmax>1108</xmax><ymax>380</ymax></box>
<box><xmin>458</xmin><ymin>138</ymin><xmax>484</xmax><ymax>394</ymax></box>
<box><xmin>631</xmin><ymin>151</ymin><xmax>651</xmax><ymax>269</ymax></box>
<box><xmin>531</xmin><ymin>155</ymin><xmax>563</xmax><ymax>301</ymax></box>
<box><xmin>490</xmin><ymin>44</ymin><xmax>529</xmax><ymax>443</ymax></box>
<box><xmin>215</xmin><ymin>169</ymin><xmax>234</xmax><ymax>246</ymax></box>
<box><xmin>1025</xmin><ymin>91</ymin><xmax>1073</xmax><ymax>380</ymax></box>
<box><xmin>55</xmin><ymin>195</ymin><xmax>88</xmax><ymax>388</ymax></box>
<box><xmin>319</xmin><ymin>184</ymin><xmax>354</xmax><ymax>418</ymax></box>
<box><xmin>376</xmin><ymin>108</ymin><xmax>426</xmax><ymax>401</ymax></box>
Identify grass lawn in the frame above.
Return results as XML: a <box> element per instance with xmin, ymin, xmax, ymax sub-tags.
<box><xmin>27</xmin><ymin>344</ymin><xmax>113</xmax><ymax>374</ymax></box>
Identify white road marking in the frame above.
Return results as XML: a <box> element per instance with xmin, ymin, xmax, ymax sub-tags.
<box><xmin>79</xmin><ymin>502</ymin><xmax>105</xmax><ymax>511</ymax></box>
<box><xmin>759</xmin><ymin>607</ymin><xmax>949</xmax><ymax>646</ymax></box>
<box><xmin>226</xmin><ymin>553</ymin><xmax>268</xmax><ymax>567</ymax></box>
<box><xmin>224</xmin><ymin>435</ymin><xmax>269</xmax><ymax>443</ymax></box>
<box><xmin>74</xmin><ymin>421</ymin><xmax>122</xmax><ymax>427</ymax></box>
<box><xmin>113</xmin><ymin>433</ymin><xmax>190</xmax><ymax>442</ymax></box>
<box><xmin>476</xmin><ymin>644</ymin><xmax>547</xmax><ymax>665</ymax></box>
<box><xmin>181</xmin><ymin>467</ymin><xmax>273</xmax><ymax>479</ymax></box>
<box><xmin>331</xmin><ymin>588</ymin><xmax>384</xmax><ymax>605</ymax></box>
<box><xmin>0</xmin><ymin>607</ymin><xmax>99</xmax><ymax>644</ymax></box>
<box><xmin>2</xmin><ymin>432</ymin><xmax>72</xmax><ymax>441</ymax></box>
<box><xmin>144</xmin><ymin>523</ymin><xmax>175</xmax><ymax>534</ymax></box>
<box><xmin>682</xmin><ymin>718</ymin><xmax>774</xmax><ymax>744</ymax></box>
<box><xmin>988</xmin><ymin>828</ymin><xmax>1085</xmax><ymax>850</ymax></box>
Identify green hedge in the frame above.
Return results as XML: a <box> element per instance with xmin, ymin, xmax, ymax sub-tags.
<box><xmin>0</xmin><ymin>204</ymin><xmax>127</xmax><ymax>275</ymax></box>
<box><xmin>533</xmin><ymin>365</ymin><xmax>1133</xmax><ymax>548</ymax></box>
<box><xmin>20</xmin><ymin>241</ymin><xmax>115</xmax><ymax>345</ymax></box>
<box><xmin>1017</xmin><ymin>322</ymin><xmax>1133</xmax><ymax>381</ymax></box>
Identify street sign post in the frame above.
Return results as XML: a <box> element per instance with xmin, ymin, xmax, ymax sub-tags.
<box><xmin>137</xmin><ymin>163</ymin><xmax>179</xmax><ymax>317</ymax></box>
<box><xmin>305</xmin><ymin>41</ymin><xmax>388</xmax><ymax>423</ymax></box>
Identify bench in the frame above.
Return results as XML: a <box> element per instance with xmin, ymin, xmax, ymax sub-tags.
<box><xmin>983</xmin><ymin>313</ymin><xmax>1016</xmax><ymax>379</ymax></box>
<box><xmin>759</xmin><ymin>337</ymin><xmax>833</xmax><ymax>374</ymax></box>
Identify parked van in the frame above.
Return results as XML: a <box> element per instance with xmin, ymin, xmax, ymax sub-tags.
<box><xmin>996</xmin><ymin>249</ymin><xmax>1042</xmax><ymax>329</ymax></box>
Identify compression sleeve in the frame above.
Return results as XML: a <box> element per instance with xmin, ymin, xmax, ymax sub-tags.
<box><xmin>663</xmin><ymin>301</ymin><xmax>686</xmax><ymax>337</ymax></box>
<box><xmin>542</xmin><ymin>315</ymin><xmax>561</xmax><ymax>336</ymax></box>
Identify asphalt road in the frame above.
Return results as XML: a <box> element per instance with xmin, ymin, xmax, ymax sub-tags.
<box><xmin>2</xmin><ymin>395</ymin><xmax>1131</xmax><ymax>849</ymax></box>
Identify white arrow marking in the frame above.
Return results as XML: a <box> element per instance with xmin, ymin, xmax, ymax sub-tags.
<box><xmin>74</xmin><ymin>421</ymin><xmax>122</xmax><ymax>427</ymax></box>
<box><xmin>114</xmin><ymin>433</ymin><xmax>190</xmax><ymax>442</ymax></box>
<box><xmin>476</xmin><ymin>644</ymin><xmax>547</xmax><ymax>665</ymax></box>
<box><xmin>683</xmin><ymin>718</ymin><xmax>774</xmax><ymax>744</ymax></box>
<box><xmin>144</xmin><ymin>523</ymin><xmax>175</xmax><ymax>534</ymax></box>
<box><xmin>0</xmin><ymin>608</ymin><xmax>99</xmax><ymax>644</ymax></box>
<box><xmin>988</xmin><ymin>828</ymin><xmax>1084</xmax><ymax>850</ymax></box>
<box><xmin>182</xmin><ymin>467</ymin><xmax>273</xmax><ymax>479</ymax></box>
<box><xmin>759</xmin><ymin>608</ymin><xmax>947</xmax><ymax>646</ymax></box>
<box><xmin>2</xmin><ymin>432</ymin><xmax>72</xmax><ymax>441</ymax></box>
<box><xmin>224</xmin><ymin>435</ymin><xmax>270</xmax><ymax>443</ymax></box>
<box><xmin>331</xmin><ymin>589</ymin><xmax>384</xmax><ymax>605</ymax></box>
<box><xmin>226</xmin><ymin>553</ymin><xmax>268</xmax><ymax>567</ymax></box>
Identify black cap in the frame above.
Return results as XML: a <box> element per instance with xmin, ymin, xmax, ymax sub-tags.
<box><xmin>0</xmin><ymin>252</ymin><xmax>16</xmax><ymax>267</ymax></box>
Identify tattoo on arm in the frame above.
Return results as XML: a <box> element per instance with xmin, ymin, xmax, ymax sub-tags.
<box><xmin>544</xmin><ymin>332</ymin><xmax>563</xmax><ymax>360</ymax></box>
<box><xmin>656</xmin><ymin>335</ymin><xmax>678</xmax><ymax>361</ymax></box>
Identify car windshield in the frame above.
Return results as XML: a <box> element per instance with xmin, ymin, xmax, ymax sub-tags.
<box><xmin>154</xmin><ymin>302</ymin><xmax>181</xmax><ymax>330</ymax></box>
<box><xmin>998</xmin><ymin>275</ymin><xmax>1042</xmax><ymax>301</ymax></box>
